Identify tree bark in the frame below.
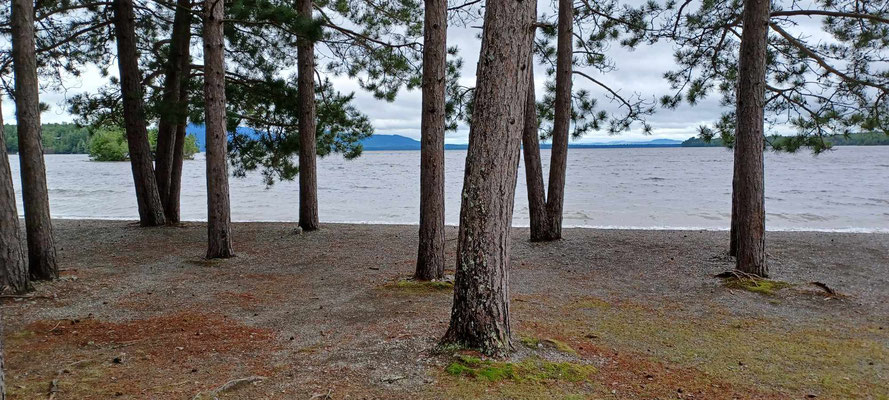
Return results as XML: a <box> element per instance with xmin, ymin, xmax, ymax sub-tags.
<box><xmin>11</xmin><ymin>0</ymin><xmax>59</xmax><ymax>281</ymax></box>
<box><xmin>203</xmin><ymin>0</ymin><xmax>234</xmax><ymax>259</ymax></box>
<box><xmin>113</xmin><ymin>0</ymin><xmax>166</xmax><ymax>227</ymax></box>
<box><xmin>733</xmin><ymin>0</ymin><xmax>769</xmax><ymax>277</ymax></box>
<box><xmin>0</xmin><ymin>104</ymin><xmax>31</xmax><ymax>294</ymax></box>
<box><xmin>1</xmin><ymin>314</ymin><xmax>5</xmax><ymax>400</ymax></box>
<box><xmin>538</xmin><ymin>0</ymin><xmax>574</xmax><ymax>241</ymax></box>
<box><xmin>415</xmin><ymin>0</ymin><xmax>447</xmax><ymax>281</ymax></box>
<box><xmin>522</xmin><ymin>0</ymin><xmax>572</xmax><ymax>242</ymax></box>
<box><xmin>441</xmin><ymin>0</ymin><xmax>537</xmax><ymax>356</ymax></box>
<box><xmin>297</xmin><ymin>0</ymin><xmax>319</xmax><ymax>232</ymax></box>
<box><xmin>155</xmin><ymin>0</ymin><xmax>192</xmax><ymax>222</ymax></box>
<box><xmin>166</xmin><ymin>32</ymin><xmax>193</xmax><ymax>225</ymax></box>
<box><xmin>166</xmin><ymin>122</ymin><xmax>188</xmax><ymax>224</ymax></box>
<box><xmin>729</xmin><ymin>174</ymin><xmax>739</xmax><ymax>257</ymax></box>
<box><xmin>521</xmin><ymin>61</ymin><xmax>550</xmax><ymax>242</ymax></box>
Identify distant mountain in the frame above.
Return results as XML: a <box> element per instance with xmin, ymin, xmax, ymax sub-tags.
<box><xmin>187</xmin><ymin>124</ymin><xmax>259</xmax><ymax>152</ymax></box>
<box><xmin>360</xmin><ymin>134</ymin><xmax>422</xmax><ymax>150</ymax></box>
<box><xmin>361</xmin><ymin>135</ymin><xmax>683</xmax><ymax>150</ymax></box>
<box><xmin>185</xmin><ymin>126</ymin><xmax>684</xmax><ymax>152</ymax></box>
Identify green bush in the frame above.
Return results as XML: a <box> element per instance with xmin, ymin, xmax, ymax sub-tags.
<box><xmin>90</xmin><ymin>126</ymin><xmax>201</xmax><ymax>162</ymax></box>
<box><xmin>88</xmin><ymin>128</ymin><xmax>129</xmax><ymax>161</ymax></box>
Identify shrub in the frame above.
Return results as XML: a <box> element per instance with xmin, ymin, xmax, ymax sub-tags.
<box><xmin>88</xmin><ymin>128</ymin><xmax>129</xmax><ymax>161</ymax></box>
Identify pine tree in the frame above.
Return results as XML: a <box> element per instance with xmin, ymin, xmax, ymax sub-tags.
<box><xmin>0</xmin><ymin>102</ymin><xmax>30</xmax><ymax>294</ymax></box>
<box><xmin>203</xmin><ymin>0</ymin><xmax>234</xmax><ymax>258</ymax></box>
<box><xmin>415</xmin><ymin>0</ymin><xmax>448</xmax><ymax>281</ymax></box>
<box><xmin>112</xmin><ymin>0</ymin><xmax>166</xmax><ymax>226</ymax></box>
<box><xmin>11</xmin><ymin>0</ymin><xmax>59</xmax><ymax>280</ymax></box>
<box><xmin>441</xmin><ymin>0</ymin><xmax>537</xmax><ymax>356</ymax></box>
<box><xmin>656</xmin><ymin>0</ymin><xmax>889</xmax><ymax>274</ymax></box>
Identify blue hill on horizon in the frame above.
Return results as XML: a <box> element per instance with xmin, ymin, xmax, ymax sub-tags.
<box><xmin>185</xmin><ymin>125</ymin><xmax>683</xmax><ymax>152</ymax></box>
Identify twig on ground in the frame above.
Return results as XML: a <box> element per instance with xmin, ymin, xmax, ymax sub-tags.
<box><xmin>310</xmin><ymin>389</ymin><xmax>333</xmax><ymax>399</ymax></box>
<box><xmin>191</xmin><ymin>376</ymin><xmax>266</xmax><ymax>400</ymax></box>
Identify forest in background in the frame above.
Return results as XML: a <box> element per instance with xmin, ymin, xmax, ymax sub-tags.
<box><xmin>681</xmin><ymin>132</ymin><xmax>889</xmax><ymax>148</ymax></box>
<box><xmin>3</xmin><ymin>123</ymin><xmax>88</xmax><ymax>154</ymax></box>
<box><xmin>4</xmin><ymin>123</ymin><xmax>199</xmax><ymax>160</ymax></box>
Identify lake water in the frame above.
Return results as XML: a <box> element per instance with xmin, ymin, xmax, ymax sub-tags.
<box><xmin>7</xmin><ymin>146</ymin><xmax>889</xmax><ymax>232</ymax></box>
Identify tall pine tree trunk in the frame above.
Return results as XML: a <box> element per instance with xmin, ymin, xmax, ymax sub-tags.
<box><xmin>415</xmin><ymin>0</ymin><xmax>447</xmax><ymax>281</ymax></box>
<box><xmin>11</xmin><ymin>0</ymin><xmax>59</xmax><ymax>280</ymax></box>
<box><xmin>0</xmin><ymin>105</ymin><xmax>30</xmax><ymax>294</ymax></box>
<box><xmin>297</xmin><ymin>0</ymin><xmax>319</xmax><ymax>232</ymax></box>
<box><xmin>113</xmin><ymin>0</ymin><xmax>166</xmax><ymax>227</ymax></box>
<box><xmin>521</xmin><ymin>63</ymin><xmax>550</xmax><ymax>241</ymax></box>
<box><xmin>729</xmin><ymin>175</ymin><xmax>739</xmax><ymax>257</ymax></box>
<box><xmin>166</xmin><ymin>37</ymin><xmax>193</xmax><ymax>224</ymax></box>
<box><xmin>155</xmin><ymin>0</ymin><xmax>192</xmax><ymax>222</ymax></box>
<box><xmin>733</xmin><ymin>0</ymin><xmax>769</xmax><ymax>277</ymax></box>
<box><xmin>1</xmin><ymin>315</ymin><xmax>5</xmax><ymax>400</ymax></box>
<box><xmin>203</xmin><ymin>0</ymin><xmax>234</xmax><ymax>259</ymax></box>
<box><xmin>523</xmin><ymin>1</ymin><xmax>572</xmax><ymax>242</ymax></box>
<box><xmin>538</xmin><ymin>0</ymin><xmax>573</xmax><ymax>241</ymax></box>
<box><xmin>441</xmin><ymin>0</ymin><xmax>537</xmax><ymax>356</ymax></box>
<box><xmin>167</xmin><ymin>123</ymin><xmax>188</xmax><ymax>223</ymax></box>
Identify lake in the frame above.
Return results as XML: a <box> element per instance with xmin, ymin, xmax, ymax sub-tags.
<box><xmin>7</xmin><ymin>146</ymin><xmax>889</xmax><ymax>232</ymax></box>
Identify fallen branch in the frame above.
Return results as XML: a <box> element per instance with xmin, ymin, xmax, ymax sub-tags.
<box><xmin>0</xmin><ymin>294</ymin><xmax>56</xmax><ymax>300</ymax></box>
<box><xmin>191</xmin><ymin>376</ymin><xmax>266</xmax><ymax>400</ymax></box>
<box><xmin>809</xmin><ymin>281</ymin><xmax>837</xmax><ymax>295</ymax></box>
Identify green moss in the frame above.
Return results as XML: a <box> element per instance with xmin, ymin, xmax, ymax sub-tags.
<box><xmin>384</xmin><ymin>279</ymin><xmax>454</xmax><ymax>294</ymax></box>
<box><xmin>520</xmin><ymin>336</ymin><xmax>541</xmax><ymax>348</ymax></box>
<box><xmin>520</xmin><ymin>336</ymin><xmax>576</xmax><ymax>355</ymax></box>
<box><xmin>569</xmin><ymin>297</ymin><xmax>611</xmax><ymax>310</ymax></box>
<box><xmin>542</xmin><ymin>339</ymin><xmax>576</xmax><ymax>355</ymax></box>
<box><xmin>9</xmin><ymin>329</ymin><xmax>35</xmax><ymax>339</ymax></box>
<box><xmin>445</xmin><ymin>355</ymin><xmax>596</xmax><ymax>383</ymax></box>
<box><xmin>564</xmin><ymin>299</ymin><xmax>889</xmax><ymax>398</ymax></box>
<box><xmin>722</xmin><ymin>277</ymin><xmax>793</xmax><ymax>295</ymax></box>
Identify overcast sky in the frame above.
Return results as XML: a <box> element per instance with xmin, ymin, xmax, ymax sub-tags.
<box><xmin>1</xmin><ymin>1</ymin><xmax>825</xmax><ymax>144</ymax></box>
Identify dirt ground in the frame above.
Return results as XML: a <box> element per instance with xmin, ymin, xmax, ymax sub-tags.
<box><xmin>2</xmin><ymin>220</ymin><xmax>888</xmax><ymax>399</ymax></box>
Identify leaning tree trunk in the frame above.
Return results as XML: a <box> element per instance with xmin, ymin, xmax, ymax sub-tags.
<box><xmin>441</xmin><ymin>0</ymin><xmax>537</xmax><ymax>356</ymax></box>
<box><xmin>155</xmin><ymin>0</ymin><xmax>193</xmax><ymax>222</ymax></box>
<box><xmin>167</xmin><ymin>122</ymin><xmax>188</xmax><ymax>223</ymax></box>
<box><xmin>296</xmin><ymin>0</ymin><xmax>319</xmax><ymax>232</ymax></box>
<box><xmin>415</xmin><ymin>0</ymin><xmax>447</xmax><ymax>281</ymax></box>
<box><xmin>521</xmin><ymin>61</ymin><xmax>550</xmax><ymax>241</ymax></box>
<box><xmin>11</xmin><ymin>0</ymin><xmax>59</xmax><ymax>281</ymax></box>
<box><xmin>166</xmin><ymin>33</ymin><xmax>193</xmax><ymax>224</ymax></box>
<box><xmin>113</xmin><ymin>0</ymin><xmax>166</xmax><ymax>227</ymax></box>
<box><xmin>537</xmin><ymin>0</ymin><xmax>573</xmax><ymax>241</ymax></box>
<box><xmin>733</xmin><ymin>0</ymin><xmax>769</xmax><ymax>277</ymax></box>
<box><xmin>203</xmin><ymin>0</ymin><xmax>234</xmax><ymax>259</ymax></box>
<box><xmin>0</xmin><ymin>105</ymin><xmax>31</xmax><ymax>294</ymax></box>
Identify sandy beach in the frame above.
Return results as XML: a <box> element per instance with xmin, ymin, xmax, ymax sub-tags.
<box><xmin>2</xmin><ymin>220</ymin><xmax>888</xmax><ymax>399</ymax></box>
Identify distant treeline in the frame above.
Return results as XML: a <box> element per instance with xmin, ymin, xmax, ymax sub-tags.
<box><xmin>681</xmin><ymin>132</ymin><xmax>889</xmax><ymax>148</ymax></box>
<box><xmin>3</xmin><ymin>123</ymin><xmax>90</xmax><ymax>154</ymax></box>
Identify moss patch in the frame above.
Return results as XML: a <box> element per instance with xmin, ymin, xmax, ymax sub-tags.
<box><xmin>520</xmin><ymin>336</ymin><xmax>576</xmax><ymax>355</ymax></box>
<box><xmin>445</xmin><ymin>355</ymin><xmax>596</xmax><ymax>383</ymax></box>
<box><xmin>383</xmin><ymin>279</ymin><xmax>454</xmax><ymax>294</ymax></box>
<box><xmin>722</xmin><ymin>277</ymin><xmax>793</xmax><ymax>295</ymax></box>
<box><xmin>549</xmin><ymin>298</ymin><xmax>889</xmax><ymax>399</ymax></box>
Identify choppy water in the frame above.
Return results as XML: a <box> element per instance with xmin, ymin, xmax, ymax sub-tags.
<box><xmin>8</xmin><ymin>146</ymin><xmax>889</xmax><ymax>231</ymax></box>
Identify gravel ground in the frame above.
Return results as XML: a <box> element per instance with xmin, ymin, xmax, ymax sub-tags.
<box><xmin>2</xmin><ymin>220</ymin><xmax>888</xmax><ymax>399</ymax></box>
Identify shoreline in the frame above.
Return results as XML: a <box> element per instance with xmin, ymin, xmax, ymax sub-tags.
<box><xmin>23</xmin><ymin>217</ymin><xmax>889</xmax><ymax>234</ymax></box>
